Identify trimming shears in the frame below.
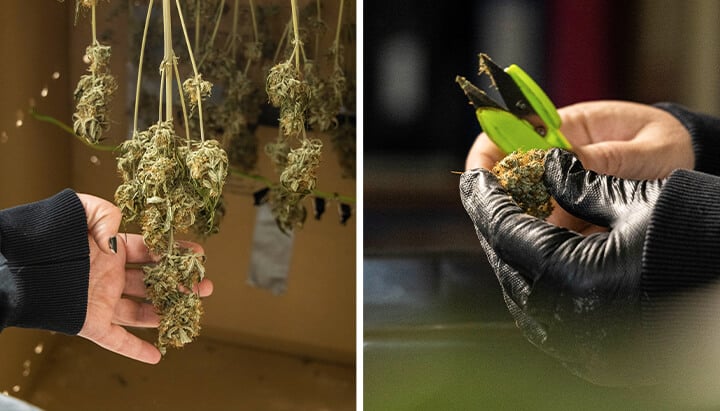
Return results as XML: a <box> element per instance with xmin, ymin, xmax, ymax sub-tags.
<box><xmin>456</xmin><ymin>54</ymin><xmax>572</xmax><ymax>154</ymax></box>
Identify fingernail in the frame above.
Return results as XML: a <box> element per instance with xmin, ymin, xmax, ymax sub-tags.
<box><xmin>109</xmin><ymin>236</ymin><xmax>117</xmax><ymax>254</ymax></box>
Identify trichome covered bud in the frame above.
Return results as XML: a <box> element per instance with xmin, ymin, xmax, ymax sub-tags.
<box><xmin>492</xmin><ymin>149</ymin><xmax>553</xmax><ymax>219</ymax></box>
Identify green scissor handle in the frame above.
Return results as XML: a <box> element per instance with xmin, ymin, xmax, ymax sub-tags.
<box><xmin>475</xmin><ymin>108</ymin><xmax>553</xmax><ymax>154</ymax></box>
<box><xmin>503</xmin><ymin>64</ymin><xmax>572</xmax><ymax>151</ymax></box>
<box><xmin>461</xmin><ymin>59</ymin><xmax>573</xmax><ymax>154</ymax></box>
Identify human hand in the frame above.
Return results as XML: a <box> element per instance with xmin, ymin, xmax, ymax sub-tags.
<box><xmin>460</xmin><ymin>149</ymin><xmax>663</xmax><ymax>384</ymax></box>
<box><xmin>75</xmin><ymin>194</ymin><xmax>213</xmax><ymax>364</ymax></box>
<box><xmin>465</xmin><ymin>101</ymin><xmax>693</xmax><ymax>233</ymax></box>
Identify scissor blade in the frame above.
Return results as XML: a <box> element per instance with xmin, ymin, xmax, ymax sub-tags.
<box><xmin>455</xmin><ymin>75</ymin><xmax>504</xmax><ymax>110</ymax></box>
<box><xmin>479</xmin><ymin>53</ymin><xmax>537</xmax><ymax>119</ymax></box>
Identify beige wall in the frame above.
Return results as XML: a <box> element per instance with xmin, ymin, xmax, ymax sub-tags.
<box><xmin>0</xmin><ymin>0</ymin><xmax>73</xmax><ymax>394</ymax></box>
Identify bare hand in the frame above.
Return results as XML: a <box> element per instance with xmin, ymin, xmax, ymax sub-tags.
<box><xmin>75</xmin><ymin>194</ymin><xmax>213</xmax><ymax>364</ymax></box>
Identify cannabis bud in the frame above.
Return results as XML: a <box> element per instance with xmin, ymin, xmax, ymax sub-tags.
<box><xmin>492</xmin><ymin>149</ymin><xmax>553</xmax><ymax>219</ymax></box>
<box><xmin>182</xmin><ymin>75</ymin><xmax>213</xmax><ymax>115</ymax></box>
<box><xmin>114</xmin><ymin>119</ymin><xmax>228</xmax><ymax>354</ymax></box>
<box><xmin>73</xmin><ymin>43</ymin><xmax>117</xmax><ymax>144</ymax></box>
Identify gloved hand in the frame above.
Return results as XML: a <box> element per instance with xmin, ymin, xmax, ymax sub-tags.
<box><xmin>460</xmin><ymin>148</ymin><xmax>664</xmax><ymax>385</ymax></box>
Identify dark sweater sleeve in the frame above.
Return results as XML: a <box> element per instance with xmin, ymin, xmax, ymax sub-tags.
<box><xmin>641</xmin><ymin>169</ymin><xmax>720</xmax><ymax>352</ymax></box>
<box><xmin>654</xmin><ymin>102</ymin><xmax>720</xmax><ymax>176</ymax></box>
<box><xmin>0</xmin><ymin>189</ymin><xmax>89</xmax><ymax>334</ymax></box>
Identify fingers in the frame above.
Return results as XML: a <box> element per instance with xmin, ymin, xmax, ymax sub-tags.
<box><xmin>77</xmin><ymin>194</ymin><xmax>122</xmax><ymax>255</ymax></box>
<box><xmin>543</xmin><ymin>149</ymin><xmax>623</xmax><ymax>227</ymax></box>
<box><xmin>123</xmin><ymin>268</ymin><xmax>214</xmax><ymax>298</ymax></box>
<box><xmin>543</xmin><ymin>149</ymin><xmax>665</xmax><ymax>228</ymax></box>
<box><xmin>113</xmin><ymin>298</ymin><xmax>160</xmax><ymax>328</ymax></box>
<box><xmin>466</xmin><ymin>133</ymin><xmax>505</xmax><ymax>170</ymax></box>
<box><xmin>460</xmin><ymin>168</ymin><xmax>579</xmax><ymax>281</ymax></box>
<box><xmin>559</xmin><ymin>101</ymin><xmax>694</xmax><ymax>179</ymax></box>
<box><xmin>193</xmin><ymin>278</ymin><xmax>214</xmax><ymax>297</ymax></box>
<box><xmin>124</xmin><ymin>234</ymin><xmax>205</xmax><ymax>264</ymax></box>
<box><xmin>98</xmin><ymin>325</ymin><xmax>162</xmax><ymax>364</ymax></box>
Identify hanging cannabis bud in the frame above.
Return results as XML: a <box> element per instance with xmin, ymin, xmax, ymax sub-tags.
<box><xmin>182</xmin><ymin>74</ymin><xmax>213</xmax><ymax>116</ymax></box>
<box><xmin>268</xmin><ymin>186</ymin><xmax>308</xmax><ymax>234</ymax></box>
<box><xmin>73</xmin><ymin>43</ymin><xmax>117</xmax><ymax>144</ymax></box>
<box><xmin>492</xmin><ymin>149</ymin><xmax>553</xmax><ymax>219</ymax></box>
<box><xmin>113</xmin><ymin>0</ymin><xmax>228</xmax><ymax>355</ymax></box>
<box><xmin>280</xmin><ymin>137</ymin><xmax>322</xmax><ymax>194</ymax></box>
<box><xmin>266</xmin><ymin>60</ymin><xmax>310</xmax><ymax>136</ymax></box>
<box><xmin>116</xmin><ymin>119</ymin><xmax>228</xmax><ymax>354</ymax></box>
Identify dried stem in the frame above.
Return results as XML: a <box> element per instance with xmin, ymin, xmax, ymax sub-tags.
<box><xmin>175</xmin><ymin>0</ymin><xmax>206</xmax><ymax>141</ymax></box>
<box><xmin>314</xmin><ymin>0</ymin><xmax>321</xmax><ymax>60</ymax></box>
<box><xmin>231</xmin><ymin>0</ymin><xmax>239</xmax><ymax>58</ymax></box>
<box><xmin>194</xmin><ymin>0</ymin><xmax>200</xmax><ymax>54</ymax></box>
<box><xmin>162</xmin><ymin>0</ymin><xmax>174</xmax><ymax>122</ymax></box>
<box><xmin>198</xmin><ymin>0</ymin><xmax>225</xmax><ymax>67</ymax></box>
<box><xmin>334</xmin><ymin>0</ymin><xmax>344</xmax><ymax>68</ymax></box>
<box><xmin>290</xmin><ymin>0</ymin><xmax>301</xmax><ymax>70</ymax></box>
<box><xmin>173</xmin><ymin>62</ymin><xmax>191</xmax><ymax>143</ymax></box>
<box><xmin>133</xmin><ymin>0</ymin><xmax>155</xmax><ymax>134</ymax></box>
<box><xmin>91</xmin><ymin>2</ymin><xmax>98</xmax><ymax>44</ymax></box>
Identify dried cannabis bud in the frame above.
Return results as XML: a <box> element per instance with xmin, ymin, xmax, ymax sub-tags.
<box><xmin>73</xmin><ymin>43</ymin><xmax>117</xmax><ymax>144</ymax></box>
<box><xmin>268</xmin><ymin>186</ymin><xmax>308</xmax><ymax>233</ymax></box>
<box><xmin>266</xmin><ymin>60</ymin><xmax>310</xmax><ymax>136</ymax></box>
<box><xmin>280</xmin><ymin>137</ymin><xmax>322</xmax><ymax>193</ymax></box>
<box><xmin>182</xmin><ymin>74</ymin><xmax>213</xmax><ymax>115</ymax></box>
<box><xmin>114</xmin><ymin>120</ymin><xmax>228</xmax><ymax>354</ymax></box>
<box><xmin>492</xmin><ymin>149</ymin><xmax>553</xmax><ymax>219</ymax></box>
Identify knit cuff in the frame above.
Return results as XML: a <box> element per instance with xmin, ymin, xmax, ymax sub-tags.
<box><xmin>641</xmin><ymin>170</ymin><xmax>720</xmax><ymax>348</ymax></box>
<box><xmin>654</xmin><ymin>102</ymin><xmax>720</xmax><ymax>176</ymax></box>
<box><xmin>0</xmin><ymin>189</ymin><xmax>89</xmax><ymax>334</ymax></box>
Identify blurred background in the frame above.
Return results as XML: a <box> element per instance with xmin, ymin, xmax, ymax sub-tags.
<box><xmin>364</xmin><ymin>0</ymin><xmax>720</xmax><ymax>409</ymax></box>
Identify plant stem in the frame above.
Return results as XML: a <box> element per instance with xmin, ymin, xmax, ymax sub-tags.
<box><xmin>231</xmin><ymin>0</ymin><xmax>239</xmax><ymax>59</ymax></box>
<box><xmin>249</xmin><ymin>0</ymin><xmax>259</xmax><ymax>44</ymax></box>
<box><xmin>315</xmin><ymin>0</ymin><xmax>321</xmax><ymax>61</ymax></box>
<box><xmin>162</xmin><ymin>0</ymin><xmax>174</xmax><ymax>122</ymax></box>
<box><xmin>197</xmin><ymin>0</ymin><xmax>225</xmax><ymax>68</ymax></box>
<box><xmin>243</xmin><ymin>0</ymin><xmax>260</xmax><ymax>75</ymax></box>
<box><xmin>334</xmin><ymin>0</ymin><xmax>344</xmax><ymax>68</ymax></box>
<box><xmin>133</xmin><ymin>0</ymin><xmax>154</xmax><ymax>134</ymax></box>
<box><xmin>173</xmin><ymin>62</ymin><xmax>191</xmax><ymax>143</ymax></box>
<box><xmin>175</xmin><ymin>0</ymin><xmax>206</xmax><ymax>142</ymax></box>
<box><xmin>272</xmin><ymin>21</ymin><xmax>290</xmax><ymax>64</ymax></box>
<box><xmin>29</xmin><ymin>108</ymin><xmax>117</xmax><ymax>151</ymax></box>
<box><xmin>227</xmin><ymin>167</ymin><xmax>356</xmax><ymax>203</ymax></box>
<box><xmin>290</xmin><ymin>0</ymin><xmax>302</xmax><ymax>71</ymax></box>
<box><xmin>194</xmin><ymin>0</ymin><xmax>200</xmax><ymax>54</ymax></box>
<box><xmin>29</xmin><ymin>108</ymin><xmax>357</xmax><ymax>202</ymax></box>
<box><xmin>91</xmin><ymin>3</ymin><xmax>97</xmax><ymax>45</ymax></box>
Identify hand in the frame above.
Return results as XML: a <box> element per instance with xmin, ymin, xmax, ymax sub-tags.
<box><xmin>465</xmin><ymin>101</ymin><xmax>693</xmax><ymax>233</ymax></box>
<box><xmin>75</xmin><ymin>194</ymin><xmax>214</xmax><ymax>364</ymax></box>
<box><xmin>460</xmin><ymin>149</ymin><xmax>663</xmax><ymax>384</ymax></box>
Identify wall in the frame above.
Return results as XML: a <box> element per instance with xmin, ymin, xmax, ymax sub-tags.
<box><xmin>0</xmin><ymin>0</ymin><xmax>73</xmax><ymax>394</ymax></box>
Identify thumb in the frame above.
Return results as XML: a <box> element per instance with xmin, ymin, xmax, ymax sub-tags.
<box><xmin>76</xmin><ymin>193</ymin><xmax>122</xmax><ymax>255</ymax></box>
<box><xmin>543</xmin><ymin>148</ymin><xmax>642</xmax><ymax>227</ymax></box>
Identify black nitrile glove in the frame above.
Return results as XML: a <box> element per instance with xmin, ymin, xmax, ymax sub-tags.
<box><xmin>460</xmin><ymin>148</ymin><xmax>663</xmax><ymax>385</ymax></box>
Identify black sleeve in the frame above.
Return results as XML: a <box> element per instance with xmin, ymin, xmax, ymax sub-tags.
<box><xmin>0</xmin><ymin>189</ymin><xmax>89</xmax><ymax>335</ymax></box>
<box><xmin>641</xmin><ymin>169</ymin><xmax>720</xmax><ymax>355</ymax></box>
<box><xmin>654</xmin><ymin>102</ymin><xmax>720</xmax><ymax>176</ymax></box>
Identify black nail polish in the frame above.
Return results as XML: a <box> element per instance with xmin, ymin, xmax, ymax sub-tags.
<box><xmin>109</xmin><ymin>236</ymin><xmax>118</xmax><ymax>253</ymax></box>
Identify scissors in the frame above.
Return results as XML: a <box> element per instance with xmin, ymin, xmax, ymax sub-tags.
<box><xmin>456</xmin><ymin>53</ymin><xmax>572</xmax><ymax>154</ymax></box>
